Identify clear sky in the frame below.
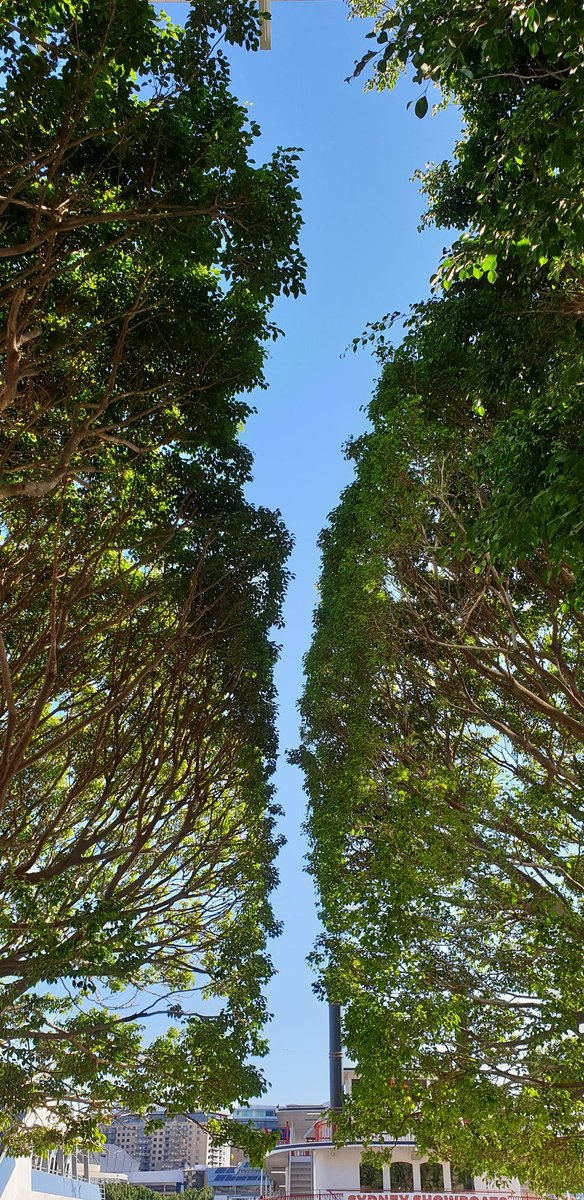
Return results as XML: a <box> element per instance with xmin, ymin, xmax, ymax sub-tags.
<box><xmin>167</xmin><ymin>0</ymin><xmax>461</xmax><ymax>1108</ymax></box>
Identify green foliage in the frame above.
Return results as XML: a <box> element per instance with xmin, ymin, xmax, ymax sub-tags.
<box><xmin>205</xmin><ymin>1117</ymin><xmax>279</xmax><ymax>1167</ymax></box>
<box><xmin>299</xmin><ymin>370</ymin><xmax>584</xmax><ymax>1188</ymax></box>
<box><xmin>104</xmin><ymin>1180</ymin><xmax>214</xmax><ymax>1200</ymax></box>
<box><xmin>360</xmin><ymin>278</ymin><xmax>584</xmax><ymax>587</ymax></box>
<box><xmin>300</xmin><ymin>0</ymin><xmax>584</xmax><ymax>1189</ymax></box>
<box><xmin>0</xmin><ymin>0</ymin><xmax>304</xmax><ymax>499</ymax></box>
<box><xmin>104</xmin><ymin>1184</ymin><xmax>159</xmax><ymax>1200</ymax></box>
<box><xmin>351</xmin><ymin>0</ymin><xmax>584</xmax><ymax>292</ymax></box>
<box><xmin>0</xmin><ymin>0</ymin><xmax>304</xmax><ymax>1156</ymax></box>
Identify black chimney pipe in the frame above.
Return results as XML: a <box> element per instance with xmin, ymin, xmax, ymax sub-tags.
<box><xmin>329</xmin><ymin>1001</ymin><xmax>343</xmax><ymax>1111</ymax></box>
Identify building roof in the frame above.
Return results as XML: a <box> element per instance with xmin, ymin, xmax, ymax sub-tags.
<box><xmin>208</xmin><ymin>1167</ymin><xmax>263</xmax><ymax>1184</ymax></box>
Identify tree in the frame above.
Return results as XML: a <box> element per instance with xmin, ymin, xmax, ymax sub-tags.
<box><xmin>299</xmin><ymin>270</ymin><xmax>584</xmax><ymax>1185</ymax></box>
<box><xmin>104</xmin><ymin>1185</ymin><xmax>213</xmax><ymax>1200</ymax></box>
<box><xmin>298</xmin><ymin>355</ymin><xmax>584</xmax><ymax>1186</ymax></box>
<box><xmin>298</xmin><ymin>0</ymin><xmax>584</xmax><ymax>1168</ymax></box>
<box><xmin>0</xmin><ymin>0</ymin><xmax>303</xmax><ymax>498</ymax></box>
<box><xmin>351</xmin><ymin>0</ymin><xmax>584</xmax><ymax>290</ymax></box>
<box><xmin>104</xmin><ymin>1184</ymin><xmax>159</xmax><ymax>1200</ymax></box>
<box><xmin>354</xmin><ymin>269</ymin><xmax>584</xmax><ymax>586</ymax></box>
<box><xmin>0</xmin><ymin>481</ymin><xmax>288</xmax><ymax>1158</ymax></box>
<box><xmin>0</xmin><ymin>0</ymin><xmax>303</xmax><ymax>1159</ymax></box>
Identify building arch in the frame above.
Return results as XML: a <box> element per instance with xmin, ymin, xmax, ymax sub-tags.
<box><xmin>450</xmin><ymin>1167</ymin><xmax>474</xmax><ymax>1190</ymax></box>
<box><xmin>360</xmin><ymin>1158</ymin><xmax>384</xmax><ymax>1192</ymax></box>
<box><xmin>420</xmin><ymin>1162</ymin><xmax>444</xmax><ymax>1190</ymax></box>
<box><xmin>390</xmin><ymin>1161</ymin><xmax>414</xmax><ymax>1191</ymax></box>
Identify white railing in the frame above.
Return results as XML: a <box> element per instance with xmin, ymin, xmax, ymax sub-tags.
<box><xmin>31</xmin><ymin>1153</ymin><xmax>104</xmax><ymax>1197</ymax></box>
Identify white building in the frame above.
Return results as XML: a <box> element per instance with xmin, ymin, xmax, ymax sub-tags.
<box><xmin>208</xmin><ymin>1141</ymin><xmax>231</xmax><ymax>1168</ymax></box>
<box><xmin>0</xmin><ymin>1152</ymin><xmax>102</xmax><ymax>1200</ymax></box>
<box><xmin>265</xmin><ymin>1070</ymin><xmax>522</xmax><ymax>1200</ymax></box>
<box><xmin>264</xmin><ymin>1132</ymin><xmax>523</xmax><ymax>1200</ymax></box>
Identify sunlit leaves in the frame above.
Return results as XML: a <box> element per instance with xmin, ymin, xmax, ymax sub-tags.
<box><xmin>350</xmin><ymin>0</ymin><xmax>584</xmax><ymax>289</ymax></box>
<box><xmin>301</xmin><ymin>1</ymin><xmax>584</xmax><ymax>1186</ymax></box>
<box><xmin>0</xmin><ymin>0</ymin><xmax>302</xmax><ymax>1152</ymax></box>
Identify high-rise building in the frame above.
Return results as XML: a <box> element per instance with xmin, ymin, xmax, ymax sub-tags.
<box><xmin>106</xmin><ymin>1112</ymin><xmax>229</xmax><ymax>1171</ymax></box>
<box><xmin>231</xmin><ymin>1106</ymin><xmax>280</xmax><ymax>1135</ymax></box>
<box><xmin>106</xmin><ymin>1114</ymin><xmax>144</xmax><ymax>1164</ymax></box>
<box><xmin>206</xmin><ymin>1139</ymin><xmax>231</xmax><ymax>1168</ymax></box>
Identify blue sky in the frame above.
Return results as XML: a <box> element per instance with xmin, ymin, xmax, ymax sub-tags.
<box><xmin>168</xmin><ymin>0</ymin><xmax>461</xmax><ymax>1106</ymax></box>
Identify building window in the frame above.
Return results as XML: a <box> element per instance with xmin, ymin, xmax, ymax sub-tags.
<box><xmin>420</xmin><ymin>1163</ymin><xmax>444</xmax><ymax>1190</ymax></box>
<box><xmin>390</xmin><ymin>1162</ymin><xmax>413</xmax><ymax>1191</ymax></box>
<box><xmin>450</xmin><ymin>1168</ymin><xmax>474</xmax><ymax>1190</ymax></box>
<box><xmin>360</xmin><ymin>1160</ymin><xmax>384</xmax><ymax>1191</ymax></box>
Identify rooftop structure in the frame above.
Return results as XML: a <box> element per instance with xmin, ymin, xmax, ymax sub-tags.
<box><xmin>275</xmin><ymin>1106</ymin><xmax>328</xmax><ymax>1147</ymax></box>
<box><xmin>123</xmin><ymin>1167</ymin><xmax>186</xmax><ymax>1195</ymax></box>
<box><xmin>89</xmin><ymin>1142</ymin><xmax>140</xmax><ymax>1180</ymax></box>
<box><xmin>209</xmin><ymin>1164</ymin><xmax>267</xmax><ymax>1199</ymax></box>
<box><xmin>232</xmin><ymin>1107</ymin><xmax>280</xmax><ymax>1134</ymax></box>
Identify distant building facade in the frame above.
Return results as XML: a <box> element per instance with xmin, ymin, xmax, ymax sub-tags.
<box><xmin>106</xmin><ymin>1111</ymin><xmax>229</xmax><ymax>1171</ymax></box>
<box><xmin>230</xmin><ymin>1106</ymin><xmax>281</xmax><ymax>1166</ymax></box>
<box><xmin>232</xmin><ymin>1107</ymin><xmax>280</xmax><ymax>1135</ymax></box>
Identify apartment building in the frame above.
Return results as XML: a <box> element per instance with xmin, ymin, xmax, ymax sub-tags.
<box><xmin>106</xmin><ymin>1111</ymin><xmax>229</xmax><ymax>1171</ymax></box>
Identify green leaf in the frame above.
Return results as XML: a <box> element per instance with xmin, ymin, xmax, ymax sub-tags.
<box><xmin>480</xmin><ymin>253</ymin><xmax>498</xmax><ymax>272</ymax></box>
<box><xmin>414</xmin><ymin>94</ymin><xmax>429</xmax><ymax>118</ymax></box>
<box><xmin>354</xmin><ymin>49</ymin><xmax>377</xmax><ymax>77</ymax></box>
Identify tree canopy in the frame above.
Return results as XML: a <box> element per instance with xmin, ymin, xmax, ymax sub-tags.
<box><xmin>0</xmin><ymin>0</ymin><xmax>303</xmax><ymax>1159</ymax></box>
<box><xmin>104</xmin><ymin>1184</ymin><xmax>212</xmax><ymax>1200</ymax></box>
<box><xmin>0</xmin><ymin>0</ymin><xmax>303</xmax><ymax>498</ymax></box>
<box><xmin>104</xmin><ymin>1184</ymin><xmax>160</xmax><ymax>1200</ymax></box>
<box><xmin>299</xmin><ymin>346</ymin><xmax>584</xmax><ymax>1189</ymax></box>
<box><xmin>352</xmin><ymin>0</ymin><xmax>584</xmax><ymax>294</ymax></box>
<box><xmin>299</xmin><ymin>0</ymin><xmax>584</xmax><ymax>1190</ymax></box>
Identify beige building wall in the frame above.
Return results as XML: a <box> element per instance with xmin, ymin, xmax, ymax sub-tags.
<box><xmin>145</xmin><ymin>1116</ymin><xmax>209</xmax><ymax>1169</ymax></box>
<box><xmin>207</xmin><ymin>1138</ymin><xmax>231</xmax><ymax>1167</ymax></box>
<box><xmin>107</xmin><ymin>1119</ymin><xmax>141</xmax><ymax>1162</ymax></box>
<box><xmin>107</xmin><ymin>1114</ymin><xmax>215</xmax><ymax>1170</ymax></box>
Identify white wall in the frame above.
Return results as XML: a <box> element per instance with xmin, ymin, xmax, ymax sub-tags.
<box><xmin>0</xmin><ymin>1157</ymin><xmax>30</xmax><ymax>1200</ymax></box>
<box><xmin>310</xmin><ymin>1145</ymin><xmax>522</xmax><ymax>1197</ymax></box>
<box><xmin>313</xmin><ymin>1145</ymin><xmax>363</xmax><ymax>1192</ymax></box>
<box><xmin>313</xmin><ymin>1144</ymin><xmax>426</xmax><ymax>1192</ymax></box>
<box><xmin>0</xmin><ymin>1158</ymin><xmax>101</xmax><ymax>1200</ymax></box>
